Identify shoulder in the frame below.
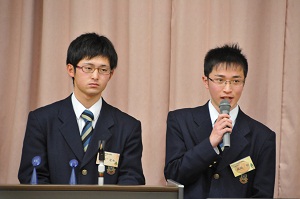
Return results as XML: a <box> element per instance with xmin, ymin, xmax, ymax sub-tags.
<box><xmin>168</xmin><ymin>103</ymin><xmax>208</xmax><ymax>119</ymax></box>
<box><xmin>103</xmin><ymin>100</ymin><xmax>140</xmax><ymax>125</ymax></box>
<box><xmin>238</xmin><ymin>110</ymin><xmax>276</xmax><ymax>139</ymax></box>
<box><xmin>29</xmin><ymin>96</ymin><xmax>71</xmax><ymax>117</ymax></box>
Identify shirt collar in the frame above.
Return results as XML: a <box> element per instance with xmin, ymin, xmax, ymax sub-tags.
<box><xmin>71</xmin><ymin>93</ymin><xmax>102</xmax><ymax>121</ymax></box>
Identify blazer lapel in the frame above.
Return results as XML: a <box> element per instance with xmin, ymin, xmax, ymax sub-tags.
<box><xmin>217</xmin><ymin>110</ymin><xmax>250</xmax><ymax>171</ymax></box>
<box><xmin>81</xmin><ymin>100</ymin><xmax>113</xmax><ymax>167</ymax></box>
<box><xmin>192</xmin><ymin>102</ymin><xmax>213</xmax><ymax>144</ymax></box>
<box><xmin>58</xmin><ymin>96</ymin><xmax>85</xmax><ymax>161</ymax></box>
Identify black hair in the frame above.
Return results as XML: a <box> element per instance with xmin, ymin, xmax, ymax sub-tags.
<box><xmin>204</xmin><ymin>43</ymin><xmax>248</xmax><ymax>78</ymax></box>
<box><xmin>66</xmin><ymin>33</ymin><xmax>118</xmax><ymax>70</ymax></box>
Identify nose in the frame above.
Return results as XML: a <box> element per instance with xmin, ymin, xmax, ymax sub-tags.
<box><xmin>223</xmin><ymin>82</ymin><xmax>232</xmax><ymax>92</ymax></box>
<box><xmin>91</xmin><ymin>69</ymin><xmax>99</xmax><ymax>79</ymax></box>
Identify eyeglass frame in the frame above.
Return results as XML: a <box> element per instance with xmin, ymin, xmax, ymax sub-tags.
<box><xmin>207</xmin><ymin>77</ymin><xmax>245</xmax><ymax>86</ymax></box>
<box><xmin>76</xmin><ymin>65</ymin><xmax>112</xmax><ymax>75</ymax></box>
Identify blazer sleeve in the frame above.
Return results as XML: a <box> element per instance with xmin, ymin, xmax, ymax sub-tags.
<box><xmin>117</xmin><ymin>120</ymin><xmax>145</xmax><ymax>185</ymax></box>
<box><xmin>251</xmin><ymin>131</ymin><xmax>276</xmax><ymax>197</ymax></box>
<box><xmin>18</xmin><ymin>111</ymin><xmax>51</xmax><ymax>184</ymax></box>
<box><xmin>164</xmin><ymin>110</ymin><xmax>218</xmax><ymax>186</ymax></box>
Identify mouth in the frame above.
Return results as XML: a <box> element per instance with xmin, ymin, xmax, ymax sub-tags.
<box><xmin>88</xmin><ymin>83</ymin><xmax>99</xmax><ymax>87</ymax></box>
<box><xmin>221</xmin><ymin>97</ymin><xmax>233</xmax><ymax>103</ymax></box>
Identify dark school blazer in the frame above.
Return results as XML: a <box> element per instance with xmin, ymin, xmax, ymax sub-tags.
<box><xmin>164</xmin><ymin>101</ymin><xmax>275</xmax><ymax>199</ymax></box>
<box><xmin>18</xmin><ymin>95</ymin><xmax>145</xmax><ymax>185</ymax></box>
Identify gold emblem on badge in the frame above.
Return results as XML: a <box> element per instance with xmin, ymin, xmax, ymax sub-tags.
<box><xmin>107</xmin><ymin>166</ymin><xmax>116</xmax><ymax>175</ymax></box>
<box><xmin>239</xmin><ymin>174</ymin><xmax>248</xmax><ymax>184</ymax></box>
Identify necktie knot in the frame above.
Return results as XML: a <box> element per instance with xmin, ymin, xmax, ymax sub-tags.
<box><xmin>81</xmin><ymin>110</ymin><xmax>94</xmax><ymax>122</ymax></box>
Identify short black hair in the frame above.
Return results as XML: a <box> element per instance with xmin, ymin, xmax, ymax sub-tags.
<box><xmin>204</xmin><ymin>43</ymin><xmax>248</xmax><ymax>78</ymax></box>
<box><xmin>66</xmin><ymin>33</ymin><xmax>118</xmax><ymax>70</ymax></box>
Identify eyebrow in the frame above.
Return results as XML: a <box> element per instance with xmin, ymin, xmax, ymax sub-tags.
<box><xmin>82</xmin><ymin>63</ymin><xmax>110</xmax><ymax>67</ymax></box>
<box><xmin>213</xmin><ymin>74</ymin><xmax>243</xmax><ymax>78</ymax></box>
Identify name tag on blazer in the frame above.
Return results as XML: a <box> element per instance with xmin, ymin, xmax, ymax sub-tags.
<box><xmin>96</xmin><ymin>151</ymin><xmax>120</xmax><ymax>168</ymax></box>
<box><xmin>230</xmin><ymin>156</ymin><xmax>255</xmax><ymax>177</ymax></box>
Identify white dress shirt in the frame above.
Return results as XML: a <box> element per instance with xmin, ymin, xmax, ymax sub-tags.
<box><xmin>71</xmin><ymin>93</ymin><xmax>102</xmax><ymax>135</ymax></box>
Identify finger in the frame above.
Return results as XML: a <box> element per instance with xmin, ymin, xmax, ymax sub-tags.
<box><xmin>218</xmin><ymin>113</ymin><xmax>231</xmax><ymax>119</ymax></box>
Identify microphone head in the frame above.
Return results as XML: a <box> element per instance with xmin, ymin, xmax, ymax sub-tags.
<box><xmin>99</xmin><ymin>140</ymin><xmax>105</xmax><ymax>161</ymax></box>
<box><xmin>32</xmin><ymin>156</ymin><xmax>41</xmax><ymax>167</ymax></box>
<box><xmin>69</xmin><ymin>159</ymin><xmax>78</xmax><ymax>168</ymax></box>
<box><xmin>219</xmin><ymin>99</ymin><xmax>231</xmax><ymax>114</ymax></box>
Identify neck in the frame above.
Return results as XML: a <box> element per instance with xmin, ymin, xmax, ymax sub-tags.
<box><xmin>74</xmin><ymin>92</ymin><xmax>101</xmax><ymax>109</ymax></box>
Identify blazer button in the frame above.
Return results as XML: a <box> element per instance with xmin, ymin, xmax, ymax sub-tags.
<box><xmin>82</xmin><ymin>169</ymin><xmax>88</xmax><ymax>175</ymax></box>
<box><xmin>213</xmin><ymin>173</ymin><xmax>220</xmax><ymax>179</ymax></box>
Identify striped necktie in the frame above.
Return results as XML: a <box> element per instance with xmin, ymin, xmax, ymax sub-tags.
<box><xmin>81</xmin><ymin>110</ymin><xmax>94</xmax><ymax>152</ymax></box>
<box><xmin>219</xmin><ymin>141</ymin><xmax>224</xmax><ymax>151</ymax></box>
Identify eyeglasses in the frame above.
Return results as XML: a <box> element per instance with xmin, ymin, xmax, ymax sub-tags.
<box><xmin>208</xmin><ymin>77</ymin><xmax>245</xmax><ymax>87</ymax></box>
<box><xmin>76</xmin><ymin>65</ymin><xmax>112</xmax><ymax>75</ymax></box>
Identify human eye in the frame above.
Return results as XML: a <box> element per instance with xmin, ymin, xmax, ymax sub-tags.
<box><xmin>232</xmin><ymin>79</ymin><xmax>241</xmax><ymax>85</ymax></box>
<box><xmin>99</xmin><ymin>67</ymin><xmax>111</xmax><ymax>74</ymax></box>
<box><xmin>100</xmin><ymin>68</ymin><xmax>109</xmax><ymax>72</ymax></box>
<box><xmin>215</xmin><ymin>78</ymin><xmax>225</xmax><ymax>84</ymax></box>
<box><xmin>83</xmin><ymin>66</ymin><xmax>94</xmax><ymax>72</ymax></box>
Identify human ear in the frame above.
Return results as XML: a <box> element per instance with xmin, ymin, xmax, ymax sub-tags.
<box><xmin>66</xmin><ymin>64</ymin><xmax>75</xmax><ymax>77</ymax></box>
<box><xmin>108</xmin><ymin>70</ymin><xmax>114</xmax><ymax>80</ymax></box>
<box><xmin>202</xmin><ymin>75</ymin><xmax>209</xmax><ymax>89</ymax></box>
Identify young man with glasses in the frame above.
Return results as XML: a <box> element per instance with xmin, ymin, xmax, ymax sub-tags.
<box><xmin>18</xmin><ymin>33</ymin><xmax>145</xmax><ymax>185</ymax></box>
<box><xmin>164</xmin><ymin>44</ymin><xmax>275</xmax><ymax>198</ymax></box>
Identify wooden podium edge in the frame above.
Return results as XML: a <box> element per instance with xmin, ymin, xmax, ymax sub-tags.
<box><xmin>0</xmin><ymin>184</ymin><xmax>178</xmax><ymax>192</ymax></box>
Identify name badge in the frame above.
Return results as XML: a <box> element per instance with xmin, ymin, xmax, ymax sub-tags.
<box><xmin>96</xmin><ymin>151</ymin><xmax>120</xmax><ymax>168</ymax></box>
<box><xmin>230</xmin><ymin>156</ymin><xmax>255</xmax><ymax>177</ymax></box>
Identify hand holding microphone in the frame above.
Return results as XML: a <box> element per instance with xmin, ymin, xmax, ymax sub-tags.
<box><xmin>219</xmin><ymin>99</ymin><xmax>231</xmax><ymax>147</ymax></box>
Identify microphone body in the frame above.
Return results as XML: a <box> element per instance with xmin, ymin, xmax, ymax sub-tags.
<box><xmin>219</xmin><ymin>99</ymin><xmax>231</xmax><ymax>147</ymax></box>
<box><xmin>98</xmin><ymin>140</ymin><xmax>105</xmax><ymax>185</ymax></box>
<box><xmin>98</xmin><ymin>162</ymin><xmax>105</xmax><ymax>185</ymax></box>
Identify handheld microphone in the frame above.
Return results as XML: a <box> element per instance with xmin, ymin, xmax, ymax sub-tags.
<box><xmin>219</xmin><ymin>99</ymin><xmax>231</xmax><ymax>147</ymax></box>
<box><xmin>30</xmin><ymin>156</ymin><xmax>41</xmax><ymax>184</ymax></box>
<box><xmin>98</xmin><ymin>140</ymin><xmax>105</xmax><ymax>185</ymax></box>
<box><xmin>69</xmin><ymin>159</ymin><xmax>78</xmax><ymax>185</ymax></box>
